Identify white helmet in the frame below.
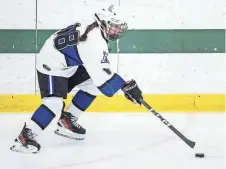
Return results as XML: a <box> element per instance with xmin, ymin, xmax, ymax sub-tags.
<box><xmin>94</xmin><ymin>5</ymin><xmax>128</xmax><ymax>41</ymax></box>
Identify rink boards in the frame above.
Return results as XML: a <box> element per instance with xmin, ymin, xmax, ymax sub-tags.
<box><xmin>0</xmin><ymin>94</ymin><xmax>224</xmax><ymax>112</ymax></box>
<box><xmin>0</xmin><ymin>0</ymin><xmax>225</xmax><ymax>113</ymax></box>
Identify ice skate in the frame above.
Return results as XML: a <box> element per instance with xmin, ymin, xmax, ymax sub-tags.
<box><xmin>10</xmin><ymin>123</ymin><xmax>41</xmax><ymax>154</ymax></box>
<box><xmin>55</xmin><ymin>112</ymin><xmax>86</xmax><ymax>140</ymax></box>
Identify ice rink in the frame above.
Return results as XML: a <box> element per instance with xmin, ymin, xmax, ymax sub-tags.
<box><xmin>0</xmin><ymin>112</ymin><xmax>225</xmax><ymax>169</ymax></box>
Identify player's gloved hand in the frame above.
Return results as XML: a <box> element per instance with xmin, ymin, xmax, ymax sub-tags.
<box><xmin>121</xmin><ymin>79</ymin><xmax>143</xmax><ymax>105</ymax></box>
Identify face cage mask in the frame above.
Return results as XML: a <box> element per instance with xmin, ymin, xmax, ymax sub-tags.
<box><xmin>101</xmin><ymin>21</ymin><xmax>128</xmax><ymax>41</ymax></box>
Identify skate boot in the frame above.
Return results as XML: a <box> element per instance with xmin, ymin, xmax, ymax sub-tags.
<box><xmin>54</xmin><ymin>112</ymin><xmax>86</xmax><ymax>140</ymax></box>
<box><xmin>10</xmin><ymin>123</ymin><xmax>41</xmax><ymax>154</ymax></box>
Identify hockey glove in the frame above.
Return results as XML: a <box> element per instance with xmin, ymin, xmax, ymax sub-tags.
<box><xmin>121</xmin><ymin>79</ymin><xmax>143</xmax><ymax>105</ymax></box>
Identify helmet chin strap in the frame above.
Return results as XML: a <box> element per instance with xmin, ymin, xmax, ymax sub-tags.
<box><xmin>100</xmin><ymin>29</ymin><xmax>108</xmax><ymax>43</ymax></box>
<box><xmin>99</xmin><ymin>24</ymin><xmax>109</xmax><ymax>42</ymax></box>
<box><xmin>94</xmin><ymin>13</ymin><xmax>109</xmax><ymax>41</ymax></box>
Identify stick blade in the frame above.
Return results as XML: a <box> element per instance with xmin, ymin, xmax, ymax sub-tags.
<box><xmin>187</xmin><ymin>139</ymin><xmax>196</xmax><ymax>148</ymax></box>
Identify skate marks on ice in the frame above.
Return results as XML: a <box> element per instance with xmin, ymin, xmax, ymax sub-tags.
<box><xmin>0</xmin><ymin>113</ymin><xmax>224</xmax><ymax>169</ymax></box>
<box><xmin>49</xmin><ymin>113</ymin><xmax>224</xmax><ymax>169</ymax></box>
<box><xmin>47</xmin><ymin>112</ymin><xmax>194</xmax><ymax>169</ymax></box>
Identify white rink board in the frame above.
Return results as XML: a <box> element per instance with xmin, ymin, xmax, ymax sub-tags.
<box><xmin>0</xmin><ymin>54</ymin><xmax>36</xmax><ymax>94</ymax></box>
<box><xmin>0</xmin><ymin>0</ymin><xmax>36</xmax><ymax>29</ymax></box>
<box><xmin>118</xmin><ymin>53</ymin><xmax>226</xmax><ymax>94</ymax></box>
<box><xmin>120</xmin><ymin>0</ymin><xmax>226</xmax><ymax>29</ymax></box>
<box><xmin>0</xmin><ymin>0</ymin><xmax>224</xmax><ymax>39</ymax></box>
<box><xmin>0</xmin><ymin>0</ymin><xmax>225</xmax><ymax>95</ymax></box>
<box><xmin>0</xmin><ymin>53</ymin><xmax>225</xmax><ymax>94</ymax></box>
<box><xmin>35</xmin><ymin>0</ymin><xmax>225</xmax><ymax>29</ymax></box>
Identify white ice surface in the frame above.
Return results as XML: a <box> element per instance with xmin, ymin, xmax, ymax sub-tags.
<box><xmin>0</xmin><ymin>112</ymin><xmax>225</xmax><ymax>169</ymax></box>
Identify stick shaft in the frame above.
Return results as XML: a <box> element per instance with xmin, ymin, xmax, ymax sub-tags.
<box><xmin>140</xmin><ymin>99</ymin><xmax>196</xmax><ymax>148</ymax></box>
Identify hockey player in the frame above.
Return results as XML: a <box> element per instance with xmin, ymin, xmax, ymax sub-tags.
<box><xmin>10</xmin><ymin>5</ymin><xmax>143</xmax><ymax>154</ymax></box>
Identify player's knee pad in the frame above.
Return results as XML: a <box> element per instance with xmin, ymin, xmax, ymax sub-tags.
<box><xmin>72</xmin><ymin>90</ymin><xmax>96</xmax><ymax>111</ymax></box>
<box><xmin>31</xmin><ymin>97</ymin><xmax>63</xmax><ymax>130</ymax></box>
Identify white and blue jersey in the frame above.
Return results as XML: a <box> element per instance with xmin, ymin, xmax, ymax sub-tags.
<box><xmin>36</xmin><ymin>22</ymin><xmax>126</xmax><ymax>97</ymax></box>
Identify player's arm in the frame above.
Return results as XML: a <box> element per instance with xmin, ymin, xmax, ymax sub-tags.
<box><xmin>96</xmin><ymin>70</ymin><xmax>143</xmax><ymax>106</ymax></box>
<box><xmin>78</xmin><ymin>33</ymin><xmax>143</xmax><ymax>104</ymax></box>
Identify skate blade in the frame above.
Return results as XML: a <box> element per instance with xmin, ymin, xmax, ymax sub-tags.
<box><xmin>10</xmin><ymin>140</ymin><xmax>39</xmax><ymax>154</ymax></box>
<box><xmin>54</xmin><ymin>129</ymin><xmax>85</xmax><ymax>141</ymax></box>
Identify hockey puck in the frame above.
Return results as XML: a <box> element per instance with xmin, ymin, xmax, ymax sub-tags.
<box><xmin>195</xmin><ymin>153</ymin><xmax>205</xmax><ymax>158</ymax></box>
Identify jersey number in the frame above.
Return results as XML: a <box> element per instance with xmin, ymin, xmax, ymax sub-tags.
<box><xmin>54</xmin><ymin>26</ymin><xmax>80</xmax><ymax>50</ymax></box>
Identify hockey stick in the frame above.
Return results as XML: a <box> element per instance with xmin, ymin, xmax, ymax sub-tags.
<box><xmin>139</xmin><ymin>99</ymin><xmax>196</xmax><ymax>149</ymax></box>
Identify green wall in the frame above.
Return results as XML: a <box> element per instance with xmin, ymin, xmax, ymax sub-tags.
<box><xmin>0</xmin><ymin>29</ymin><xmax>225</xmax><ymax>53</ymax></box>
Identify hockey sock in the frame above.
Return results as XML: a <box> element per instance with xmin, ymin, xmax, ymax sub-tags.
<box><xmin>24</xmin><ymin>97</ymin><xmax>63</xmax><ymax>137</ymax></box>
<box><xmin>31</xmin><ymin>104</ymin><xmax>56</xmax><ymax>130</ymax></box>
<box><xmin>67</xmin><ymin>90</ymin><xmax>96</xmax><ymax>118</ymax></box>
